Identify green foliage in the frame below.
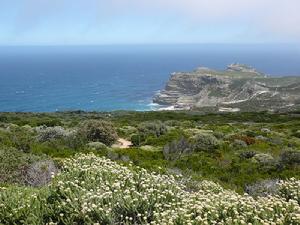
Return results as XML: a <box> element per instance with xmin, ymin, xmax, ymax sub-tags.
<box><xmin>163</xmin><ymin>137</ymin><xmax>193</xmax><ymax>160</ymax></box>
<box><xmin>0</xmin><ymin>147</ymin><xmax>40</xmax><ymax>184</ymax></box>
<box><xmin>0</xmin><ymin>110</ymin><xmax>299</xmax><ymax>192</ymax></box>
<box><xmin>137</xmin><ymin>121</ymin><xmax>167</xmax><ymax>138</ymax></box>
<box><xmin>2</xmin><ymin>155</ymin><xmax>299</xmax><ymax>225</ymax></box>
<box><xmin>79</xmin><ymin>120</ymin><xmax>118</xmax><ymax>146</ymax></box>
<box><xmin>191</xmin><ymin>133</ymin><xmax>220</xmax><ymax>153</ymax></box>
<box><xmin>143</xmin><ymin>128</ymin><xmax>185</xmax><ymax>146</ymax></box>
<box><xmin>6</xmin><ymin>126</ymin><xmax>33</xmax><ymax>153</ymax></box>
<box><xmin>279</xmin><ymin>150</ymin><xmax>300</xmax><ymax>166</ymax></box>
<box><xmin>130</xmin><ymin>134</ymin><xmax>144</xmax><ymax>147</ymax></box>
<box><xmin>86</xmin><ymin>141</ymin><xmax>108</xmax><ymax>151</ymax></box>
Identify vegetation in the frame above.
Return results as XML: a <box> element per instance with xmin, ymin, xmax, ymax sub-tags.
<box><xmin>0</xmin><ymin>154</ymin><xmax>299</xmax><ymax>224</ymax></box>
<box><xmin>78</xmin><ymin>119</ymin><xmax>118</xmax><ymax>146</ymax></box>
<box><xmin>0</xmin><ymin>110</ymin><xmax>299</xmax><ymax>224</ymax></box>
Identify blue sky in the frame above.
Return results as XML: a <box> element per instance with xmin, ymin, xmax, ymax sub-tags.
<box><xmin>1</xmin><ymin>0</ymin><xmax>300</xmax><ymax>45</ymax></box>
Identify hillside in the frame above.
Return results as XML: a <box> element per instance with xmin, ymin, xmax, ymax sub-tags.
<box><xmin>0</xmin><ymin>111</ymin><xmax>299</xmax><ymax>224</ymax></box>
<box><xmin>153</xmin><ymin>64</ymin><xmax>300</xmax><ymax>112</ymax></box>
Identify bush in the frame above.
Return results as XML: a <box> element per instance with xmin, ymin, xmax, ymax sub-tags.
<box><xmin>137</xmin><ymin>121</ymin><xmax>167</xmax><ymax>138</ymax></box>
<box><xmin>245</xmin><ymin>179</ymin><xmax>279</xmax><ymax>197</ymax></box>
<box><xmin>1</xmin><ymin>154</ymin><xmax>299</xmax><ymax>225</ymax></box>
<box><xmin>0</xmin><ymin>148</ymin><xmax>40</xmax><ymax>184</ymax></box>
<box><xmin>252</xmin><ymin>153</ymin><xmax>275</xmax><ymax>165</ymax></box>
<box><xmin>232</xmin><ymin>139</ymin><xmax>247</xmax><ymax>148</ymax></box>
<box><xmin>244</xmin><ymin>130</ymin><xmax>258</xmax><ymax>137</ymax></box>
<box><xmin>23</xmin><ymin>159</ymin><xmax>58</xmax><ymax>187</ymax></box>
<box><xmin>213</xmin><ymin>131</ymin><xmax>224</xmax><ymax>139</ymax></box>
<box><xmin>191</xmin><ymin>133</ymin><xmax>219</xmax><ymax>152</ymax></box>
<box><xmin>239</xmin><ymin>151</ymin><xmax>257</xmax><ymax>159</ymax></box>
<box><xmin>130</xmin><ymin>134</ymin><xmax>144</xmax><ymax>147</ymax></box>
<box><xmin>62</xmin><ymin>130</ymin><xmax>85</xmax><ymax>150</ymax></box>
<box><xmin>117</xmin><ymin>126</ymin><xmax>137</xmax><ymax>137</ymax></box>
<box><xmin>291</xmin><ymin>130</ymin><xmax>300</xmax><ymax>138</ymax></box>
<box><xmin>79</xmin><ymin>120</ymin><xmax>118</xmax><ymax>146</ymax></box>
<box><xmin>163</xmin><ymin>137</ymin><xmax>193</xmax><ymax>160</ymax></box>
<box><xmin>9</xmin><ymin>126</ymin><xmax>33</xmax><ymax>153</ymax></box>
<box><xmin>279</xmin><ymin>150</ymin><xmax>300</xmax><ymax>166</ymax></box>
<box><xmin>86</xmin><ymin>142</ymin><xmax>107</xmax><ymax>151</ymax></box>
<box><xmin>35</xmin><ymin>126</ymin><xmax>71</xmax><ymax>143</ymax></box>
<box><xmin>232</xmin><ymin>135</ymin><xmax>256</xmax><ymax>145</ymax></box>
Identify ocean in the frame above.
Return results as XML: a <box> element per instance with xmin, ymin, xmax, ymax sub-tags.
<box><xmin>0</xmin><ymin>44</ymin><xmax>299</xmax><ymax>112</ymax></box>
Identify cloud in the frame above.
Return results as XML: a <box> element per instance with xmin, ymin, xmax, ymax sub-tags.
<box><xmin>1</xmin><ymin>0</ymin><xmax>300</xmax><ymax>44</ymax></box>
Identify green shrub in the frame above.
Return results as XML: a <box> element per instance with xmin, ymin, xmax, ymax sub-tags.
<box><xmin>244</xmin><ymin>130</ymin><xmax>258</xmax><ymax>137</ymax></box>
<box><xmin>117</xmin><ymin>126</ymin><xmax>137</xmax><ymax>137</ymax></box>
<box><xmin>144</xmin><ymin>129</ymin><xmax>186</xmax><ymax>147</ymax></box>
<box><xmin>239</xmin><ymin>151</ymin><xmax>257</xmax><ymax>159</ymax></box>
<box><xmin>86</xmin><ymin>141</ymin><xmax>108</xmax><ymax>151</ymax></box>
<box><xmin>1</xmin><ymin>154</ymin><xmax>300</xmax><ymax>225</ymax></box>
<box><xmin>130</xmin><ymin>134</ymin><xmax>144</xmax><ymax>147</ymax></box>
<box><xmin>79</xmin><ymin>120</ymin><xmax>118</xmax><ymax>146</ymax></box>
<box><xmin>35</xmin><ymin>126</ymin><xmax>71</xmax><ymax>143</ymax></box>
<box><xmin>137</xmin><ymin>121</ymin><xmax>167</xmax><ymax>138</ymax></box>
<box><xmin>23</xmin><ymin>159</ymin><xmax>58</xmax><ymax>187</ymax></box>
<box><xmin>279</xmin><ymin>150</ymin><xmax>300</xmax><ymax>166</ymax></box>
<box><xmin>245</xmin><ymin>179</ymin><xmax>279</xmax><ymax>197</ymax></box>
<box><xmin>291</xmin><ymin>130</ymin><xmax>300</xmax><ymax>138</ymax></box>
<box><xmin>0</xmin><ymin>147</ymin><xmax>40</xmax><ymax>184</ymax></box>
<box><xmin>252</xmin><ymin>153</ymin><xmax>275</xmax><ymax>167</ymax></box>
<box><xmin>62</xmin><ymin>131</ymin><xmax>85</xmax><ymax>150</ymax></box>
<box><xmin>163</xmin><ymin>137</ymin><xmax>193</xmax><ymax>160</ymax></box>
<box><xmin>9</xmin><ymin>126</ymin><xmax>33</xmax><ymax>153</ymax></box>
<box><xmin>191</xmin><ymin>133</ymin><xmax>219</xmax><ymax>152</ymax></box>
<box><xmin>232</xmin><ymin>139</ymin><xmax>247</xmax><ymax>148</ymax></box>
<box><xmin>213</xmin><ymin>131</ymin><xmax>224</xmax><ymax>139</ymax></box>
<box><xmin>36</xmin><ymin>118</ymin><xmax>62</xmax><ymax>127</ymax></box>
<box><xmin>232</xmin><ymin>135</ymin><xmax>256</xmax><ymax>145</ymax></box>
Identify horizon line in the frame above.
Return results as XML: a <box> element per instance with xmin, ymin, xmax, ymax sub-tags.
<box><xmin>0</xmin><ymin>42</ymin><xmax>299</xmax><ymax>47</ymax></box>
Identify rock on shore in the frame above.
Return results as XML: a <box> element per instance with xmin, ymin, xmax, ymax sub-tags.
<box><xmin>153</xmin><ymin>64</ymin><xmax>300</xmax><ymax>112</ymax></box>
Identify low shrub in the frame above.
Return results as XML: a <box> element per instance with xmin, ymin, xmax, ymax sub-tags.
<box><xmin>291</xmin><ymin>130</ymin><xmax>300</xmax><ymax>138</ymax></box>
<box><xmin>130</xmin><ymin>134</ymin><xmax>144</xmax><ymax>147</ymax></box>
<box><xmin>36</xmin><ymin>126</ymin><xmax>71</xmax><ymax>143</ymax></box>
<box><xmin>137</xmin><ymin>121</ymin><xmax>167</xmax><ymax>138</ymax></box>
<box><xmin>245</xmin><ymin>179</ymin><xmax>279</xmax><ymax>197</ymax></box>
<box><xmin>232</xmin><ymin>135</ymin><xmax>256</xmax><ymax>145</ymax></box>
<box><xmin>0</xmin><ymin>147</ymin><xmax>40</xmax><ymax>184</ymax></box>
<box><xmin>252</xmin><ymin>153</ymin><xmax>275</xmax><ymax>166</ymax></box>
<box><xmin>213</xmin><ymin>131</ymin><xmax>224</xmax><ymax>139</ymax></box>
<box><xmin>23</xmin><ymin>159</ymin><xmax>58</xmax><ymax>187</ymax></box>
<box><xmin>79</xmin><ymin>120</ymin><xmax>118</xmax><ymax>146</ymax></box>
<box><xmin>86</xmin><ymin>141</ymin><xmax>107</xmax><ymax>151</ymax></box>
<box><xmin>239</xmin><ymin>150</ymin><xmax>257</xmax><ymax>159</ymax></box>
<box><xmin>117</xmin><ymin>126</ymin><xmax>137</xmax><ymax>137</ymax></box>
<box><xmin>1</xmin><ymin>154</ymin><xmax>299</xmax><ymax>225</ymax></box>
<box><xmin>191</xmin><ymin>133</ymin><xmax>219</xmax><ymax>152</ymax></box>
<box><xmin>280</xmin><ymin>150</ymin><xmax>300</xmax><ymax>166</ymax></box>
<box><xmin>163</xmin><ymin>137</ymin><xmax>193</xmax><ymax>160</ymax></box>
<box><xmin>232</xmin><ymin>139</ymin><xmax>247</xmax><ymax>148</ymax></box>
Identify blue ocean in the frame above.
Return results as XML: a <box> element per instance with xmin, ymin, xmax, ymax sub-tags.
<box><xmin>0</xmin><ymin>44</ymin><xmax>299</xmax><ymax>112</ymax></box>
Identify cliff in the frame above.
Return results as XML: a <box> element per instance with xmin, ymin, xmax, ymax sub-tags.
<box><xmin>153</xmin><ymin>64</ymin><xmax>300</xmax><ymax>112</ymax></box>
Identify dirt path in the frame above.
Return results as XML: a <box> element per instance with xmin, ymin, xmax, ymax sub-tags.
<box><xmin>112</xmin><ymin>138</ymin><xmax>132</xmax><ymax>149</ymax></box>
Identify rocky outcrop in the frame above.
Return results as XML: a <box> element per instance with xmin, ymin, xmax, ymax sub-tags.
<box><xmin>153</xmin><ymin>64</ymin><xmax>300</xmax><ymax>112</ymax></box>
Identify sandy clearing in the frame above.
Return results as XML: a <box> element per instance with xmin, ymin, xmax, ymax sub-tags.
<box><xmin>112</xmin><ymin>138</ymin><xmax>132</xmax><ymax>149</ymax></box>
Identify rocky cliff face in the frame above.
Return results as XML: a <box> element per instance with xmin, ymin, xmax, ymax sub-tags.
<box><xmin>153</xmin><ymin>64</ymin><xmax>300</xmax><ymax>112</ymax></box>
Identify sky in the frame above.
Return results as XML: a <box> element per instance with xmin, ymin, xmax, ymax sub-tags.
<box><xmin>0</xmin><ymin>0</ymin><xmax>300</xmax><ymax>45</ymax></box>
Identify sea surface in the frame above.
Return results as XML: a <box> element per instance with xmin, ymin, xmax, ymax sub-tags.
<box><xmin>0</xmin><ymin>44</ymin><xmax>299</xmax><ymax>112</ymax></box>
